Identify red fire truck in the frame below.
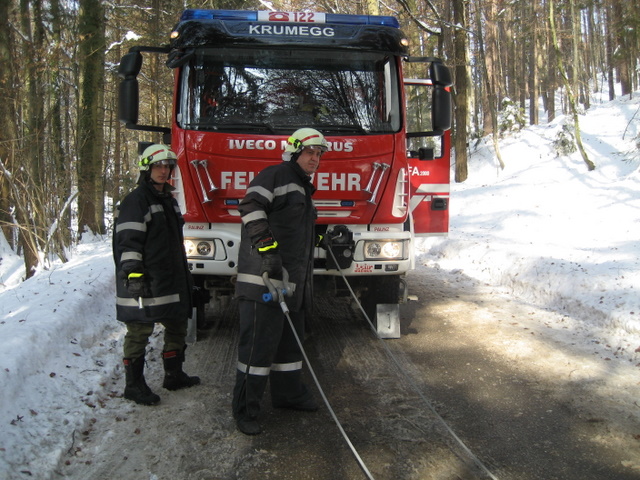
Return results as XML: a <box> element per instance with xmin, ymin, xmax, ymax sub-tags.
<box><xmin>118</xmin><ymin>9</ymin><xmax>452</xmax><ymax>337</ymax></box>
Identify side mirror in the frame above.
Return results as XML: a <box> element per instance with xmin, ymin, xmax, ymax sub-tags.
<box><xmin>116</xmin><ymin>47</ymin><xmax>171</xmax><ymax>134</ymax></box>
<box><xmin>430</xmin><ymin>61</ymin><xmax>452</xmax><ymax>133</ymax></box>
<box><xmin>430</xmin><ymin>61</ymin><xmax>453</xmax><ymax>87</ymax></box>
<box><xmin>432</xmin><ymin>85</ymin><xmax>452</xmax><ymax>133</ymax></box>
<box><xmin>118</xmin><ymin>78</ymin><xmax>139</xmax><ymax>126</ymax></box>
<box><xmin>118</xmin><ymin>51</ymin><xmax>142</xmax><ymax>78</ymax></box>
<box><xmin>117</xmin><ymin>52</ymin><xmax>142</xmax><ymax>125</ymax></box>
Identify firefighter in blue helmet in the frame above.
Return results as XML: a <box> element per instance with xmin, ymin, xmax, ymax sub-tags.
<box><xmin>232</xmin><ymin>128</ymin><xmax>328</xmax><ymax>435</ymax></box>
<box><xmin>113</xmin><ymin>144</ymin><xmax>200</xmax><ymax>406</ymax></box>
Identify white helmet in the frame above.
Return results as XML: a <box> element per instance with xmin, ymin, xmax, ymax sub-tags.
<box><xmin>138</xmin><ymin>144</ymin><xmax>177</xmax><ymax>171</ymax></box>
<box><xmin>282</xmin><ymin>128</ymin><xmax>328</xmax><ymax>161</ymax></box>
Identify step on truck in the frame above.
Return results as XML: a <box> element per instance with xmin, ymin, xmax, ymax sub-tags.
<box><xmin>118</xmin><ymin>9</ymin><xmax>452</xmax><ymax>338</ymax></box>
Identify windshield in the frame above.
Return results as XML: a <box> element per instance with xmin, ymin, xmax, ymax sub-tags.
<box><xmin>177</xmin><ymin>47</ymin><xmax>401</xmax><ymax>134</ymax></box>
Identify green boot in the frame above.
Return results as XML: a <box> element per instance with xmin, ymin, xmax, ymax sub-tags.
<box><xmin>123</xmin><ymin>356</ymin><xmax>160</xmax><ymax>406</ymax></box>
<box><xmin>162</xmin><ymin>348</ymin><xmax>201</xmax><ymax>391</ymax></box>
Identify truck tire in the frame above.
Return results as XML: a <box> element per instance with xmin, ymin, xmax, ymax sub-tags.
<box><xmin>192</xmin><ymin>277</ymin><xmax>209</xmax><ymax>330</ymax></box>
<box><xmin>360</xmin><ymin>275</ymin><xmax>401</xmax><ymax>327</ymax></box>
<box><xmin>195</xmin><ymin>295</ymin><xmax>206</xmax><ymax>329</ymax></box>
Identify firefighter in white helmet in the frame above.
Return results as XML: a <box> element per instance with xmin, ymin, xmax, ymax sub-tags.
<box><xmin>232</xmin><ymin>128</ymin><xmax>328</xmax><ymax>435</ymax></box>
<box><xmin>113</xmin><ymin>144</ymin><xmax>200</xmax><ymax>406</ymax></box>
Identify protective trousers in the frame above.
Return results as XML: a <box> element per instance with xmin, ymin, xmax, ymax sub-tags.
<box><xmin>232</xmin><ymin>299</ymin><xmax>311</xmax><ymax>421</ymax></box>
<box><xmin>123</xmin><ymin>320</ymin><xmax>188</xmax><ymax>359</ymax></box>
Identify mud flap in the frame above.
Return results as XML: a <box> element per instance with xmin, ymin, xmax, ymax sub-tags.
<box><xmin>376</xmin><ymin>304</ymin><xmax>400</xmax><ymax>339</ymax></box>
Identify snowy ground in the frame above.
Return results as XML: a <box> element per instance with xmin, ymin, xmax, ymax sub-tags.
<box><xmin>0</xmin><ymin>90</ymin><xmax>639</xmax><ymax>479</ymax></box>
<box><xmin>419</xmin><ymin>90</ymin><xmax>640</xmax><ymax>363</ymax></box>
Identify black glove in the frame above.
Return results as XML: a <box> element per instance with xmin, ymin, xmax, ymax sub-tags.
<box><xmin>260</xmin><ymin>253</ymin><xmax>283</xmax><ymax>279</ymax></box>
<box><xmin>316</xmin><ymin>233</ymin><xmax>329</xmax><ymax>250</ymax></box>
<box><xmin>126</xmin><ymin>273</ymin><xmax>149</xmax><ymax>300</ymax></box>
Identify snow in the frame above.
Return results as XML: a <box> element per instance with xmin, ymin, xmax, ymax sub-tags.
<box><xmin>1</xmin><ymin>91</ymin><xmax>639</xmax><ymax>478</ymax></box>
<box><xmin>418</xmin><ymin>90</ymin><xmax>640</xmax><ymax>360</ymax></box>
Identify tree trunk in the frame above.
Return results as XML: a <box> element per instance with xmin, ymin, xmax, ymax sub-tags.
<box><xmin>502</xmin><ymin>5</ymin><xmax>517</xmax><ymax>101</ymax></box>
<box><xmin>610</xmin><ymin>0</ymin><xmax>631</xmax><ymax>95</ymax></box>
<box><xmin>77</xmin><ymin>0</ymin><xmax>106</xmax><ymax>237</ymax></box>
<box><xmin>518</xmin><ymin>7</ymin><xmax>527</xmax><ymax>112</ymax></box>
<box><xmin>12</xmin><ymin>0</ymin><xmax>42</xmax><ymax>276</ymax></box>
<box><xmin>0</xmin><ymin>0</ymin><xmax>17</xmax><ymax>247</ymax></box>
<box><xmin>543</xmin><ymin>10</ymin><xmax>557</xmax><ymax>123</ymax></box>
<box><xmin>50</xmin><ymin>0</ymin><xmax>72</xmax><ymax>251</ymax></box>
<box><xmin>452</xmin><ymin>0</ymin><xmax>470</xmax><ymax>183</ymax></box>
<box><xmin>20</xmin><ymin>0</ymin><xmax>46</xmax><ymax>192</ymax></box>
<box><xmin>529</xmin><ymin>0</ymin><xmax>539</xmax><ymax>126</ymax></box>
<box><xmin>604</xmin><ymin>2</ymin><xmax>615</xmax><ymax>100</ymax></box>
<box><xmin>111</xmin><ymin>5</ymin><xmax>124</xmax><ymax>208</ymax></box>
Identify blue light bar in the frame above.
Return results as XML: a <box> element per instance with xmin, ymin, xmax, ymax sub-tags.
<box><xmin>181</xmin><ymin>9</ymin><xmax>258</xmax><ymax>21</ymax></box>
<box><xmin>328</xmin><ymin>14</ymin><xmax>400</xmax><ymax>28</ymax></box>
<box><xmin>180</xmin><ymin>9</ymin><xmax>400</xmax><ymax>29</ymax></box>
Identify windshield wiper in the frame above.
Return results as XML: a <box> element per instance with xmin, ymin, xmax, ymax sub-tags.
<box><xmin>319</xmin><ymin>125</ymin><xmax>370</xmax><ymax>134</ymax></box>
<box><xmin>213</xmin><ymin>122</ymin><xmax>278</xmax><ymax>134</ymax></box>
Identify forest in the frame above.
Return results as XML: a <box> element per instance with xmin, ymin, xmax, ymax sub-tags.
<box><xmin>0</xmin><ymin>0</ymin><xmax>638</xmax><ymax>278</ymax></box>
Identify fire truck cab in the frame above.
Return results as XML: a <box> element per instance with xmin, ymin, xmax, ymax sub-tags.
<box><xmin>118</xmin><ymin>9</ymin><xmax>452</xmax><ymax>338</ymax></box>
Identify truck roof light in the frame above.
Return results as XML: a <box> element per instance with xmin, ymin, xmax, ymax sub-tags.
<box><xmin>179</xmin><ymin>9</ymin><xmax>400</xmax><ymax>29</ymax></box>
<box><xmin>328</xmin><ymin>14</ymin><xmax>400</xmax><ymax>28</ymax></box>
<box><xmin>181</xmin><ymin>10</ymin><xmax>258</xmax><ymax>21</ymax></box>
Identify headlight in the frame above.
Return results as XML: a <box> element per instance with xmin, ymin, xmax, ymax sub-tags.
<box><xmin>363</xmin><ymin>240</ymin><xmax>406</xmax><ymax>260</ymax></box>
<box><xmin>184</xmin><ymin>239</ymin><xmax>215</xmax><ymax>258</ymax></box>
<box><xmin>185</xmin><ymin>240</ymin><xmax>196</xmax><ymax>256</ymax></box>
<box><xmin>196</xmin><ymin>242</ymin><xmax>212</xmax><ymax>256</ymax></box>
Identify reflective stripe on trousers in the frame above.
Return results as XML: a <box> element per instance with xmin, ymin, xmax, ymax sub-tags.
<box><xmin>237</xmin><ymin>360</ymin><xmax>303</xmax><ymax>376</ymax></box>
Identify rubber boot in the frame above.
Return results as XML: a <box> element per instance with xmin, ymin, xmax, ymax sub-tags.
<box><xmin>162</xmin><ymin>347</ymin><xmax>201</xmax><ymax>391</ymax></box>
<box><xmin>123</xmin><ymin>357</ymin><xmax>160</xmax><ymax>406</ymax></box>
<box><xmin>270</xmin><ymin>369</ymin><xmax>318</xmax><ymax>411</ymax></box>
<box><xmin>232</xmin><ymin>370</ymin><xmax>265</xmax><ymax>435</ymax></box>
<box><xmin>236</xmin><ymin>416</ymin><xmax>262</xmax><ymax>435</ymax></box>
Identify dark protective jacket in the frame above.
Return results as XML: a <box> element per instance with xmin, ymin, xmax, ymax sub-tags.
<box><xmin>113</xmin><ymin>180</ymin><xmax>193</xmax><ymax>323</ymax></box>
<box><xmin>235</xmin><ymin>160</ymin><xmax>317</xmax><ymax>312</ymax></box>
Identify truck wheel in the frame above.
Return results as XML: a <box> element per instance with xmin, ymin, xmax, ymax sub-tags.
<box><xmin>195</xmin><ymin>296</ymin><xmax>206</xmax><ymax>329</ymax></box>
<box><xmin>192</xmin><ymin>278</ymin><xmax>210</xmax><ymax>330</ymax></box>
<box><xmin>360</xmin><ymin>275</ymin><xmax>401</xmax><ymax>327</ymax></box>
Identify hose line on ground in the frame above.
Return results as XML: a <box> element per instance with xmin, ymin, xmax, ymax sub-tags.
<box><xmin>325</xmin><ymin>247</ymin><xmax>499</xmax><ymax>480</ymax></box>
